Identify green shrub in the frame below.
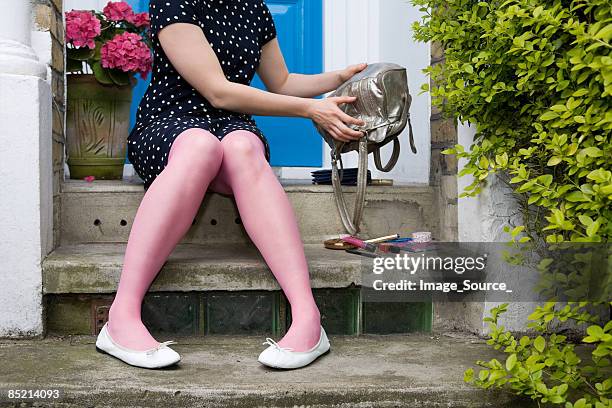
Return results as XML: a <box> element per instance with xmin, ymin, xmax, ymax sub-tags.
<box><xmin>412</xmin><ymin>0</ymin><xmax>611</xmax><ymax>244</ymax></box>
<box><xmin>464</xmin><ymin>303</ymin><xmax>611</xmax><ymax>407</ymax></box>
<box><xmin>411</xmin><ymin>0</ymin><xmax>611</xmax><ymax>406</ymax></box>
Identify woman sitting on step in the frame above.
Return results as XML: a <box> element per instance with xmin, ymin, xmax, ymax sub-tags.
<box><xmin>95</xmin><ymin>0</ymin><xmax>366</xmax><ymax>369</ymax></box>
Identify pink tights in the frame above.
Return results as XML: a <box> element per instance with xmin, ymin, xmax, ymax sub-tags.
<box><xmin>108</xmin><ymin>129</ymin><xmax>321</xmax><ymax>352</ymax></box>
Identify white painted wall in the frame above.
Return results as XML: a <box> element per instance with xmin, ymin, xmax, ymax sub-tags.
<box><xmin>458</xmin><ymin>123</ymin><xmax>537</xmax><ymax>333</ymax></box>
<box><xmin>65</xmin><ymin>0</ymin><xmax>109</xmax><ymax>11</ymax></box>
<box><xmin>0</xmin><ymin>0</ymin><xmax>52</xmax><ymax>337</ymax></box>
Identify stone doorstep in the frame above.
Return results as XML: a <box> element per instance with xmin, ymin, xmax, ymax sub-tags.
<box><xmin>42</xmin><ymin>243</ymin><xmax>363</xmax><ymax>294</ymax></box>
<box><xmin>59</xmin><ymin>179</ymin><xmax>438</xmax><ymax>245</ymax></box>
<box><xmin>61</xmin><ymin>178</ymin><xmax>434</xmax><ymax>194</ymax></box>
<box><xmin>0</xmin><ymin>334</ymin><xmax>531</xmax><ymax>407</ymax></box>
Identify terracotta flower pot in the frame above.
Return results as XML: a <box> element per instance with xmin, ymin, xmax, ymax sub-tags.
<box><xmin>66</xmin><ymin>74</ymin><xmax>133</xmax><ymax>180</ymax></box>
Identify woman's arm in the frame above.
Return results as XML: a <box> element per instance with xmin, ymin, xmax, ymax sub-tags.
<box><xmin>158</xmin><ymin>24</ymin><xmax>365</xmax><ymax>142</ymax></box>
<box><xmin>257</xmin><ymin>39</ymin><xmax>367</xmax><ymax>98</ymax></box>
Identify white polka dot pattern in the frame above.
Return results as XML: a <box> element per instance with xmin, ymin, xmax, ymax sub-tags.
<box><xmin>128</xmin><ymin>0</ymin><xmax>276</xmax><ymax>190</ymax></box>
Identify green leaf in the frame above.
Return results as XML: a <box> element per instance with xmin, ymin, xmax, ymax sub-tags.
<box><xmin>506</xmin><ymin>354</ymin><xmax>517</xmax><ymax>371</ymax></box>
<box><xmin>541</xmin><ymin>111</ymin><xmax>559</xmax><ymax>121</ymax></box>
<box><xmin>586</xmin><ymin>220</ymin><xmax>601</xmax><ymax>237</ymax></box>
<box><xmin>536</xmin><ymin>382</ymin><xmax>548</xmax><ymax>394</ymax></box>
<box><xmin>594</xmin><ymin>24</ymin><xmax>612</xmax><ymax>41</ymax></box>
<box><xmin>67</xmin><ymin>47</ymin><xmax>95</xmax><ymax>61</ymax></box>
<box><xmin>574</xmin><ymin>399</ymin><xmax>587</xmax><ymax>408</ymax></box>
<box><xmin>511</xmin><ymin>226</ymin><xmax>525</xmax><ymax>238</ymax></box>
<box><xmin>534</xmin><ymin>336</ymin><xmax>546</xmax><ymax>353</ymax></box>
<box><xmin>587</xmin><ymin>169</ymin><xmax>611</xmax><ymax>183</ymax></box>
<box><xmin>583</xmin><ymin>325</ymin><xmax>605</xmax><ymax>343</ymax></box>
<box><xmin>66</xmin><ymin>58</ymin><xmax>83</xmax><ymax>72</ymax></box>
<box><xmin>566</xmin><ymin>191</ymin><xmax>588</xmax><ymax>202</ymax></box>
<box><xmin>109</xmin><ymin>69</ymin><xmax>131</xmax><ymax>87</ymax></box>
<box><xmin>547</xmin><ymin>156</ymin><xmax>562</xmax><ymax>166</ymax></box>
<box><xmin>539</xmin><ymin>174</ymin><xmax>553</xmax><ymax>187</ymax></box>
<box><xmin>581</xmin><ymin>147</ymin><xmax>602</xmax><ymax>158</ymax></box>
<box><xmin>91</xmin><ymin>61</ymin><xmax>113</xmax><ymax>85</ymax></box>
<box><xmin>464</xmin><ymin>368</ymin><xmax>474</xmax><ymax>383</ymax></box>
<box><xmin>578</xmin><ymin>215</ymin><xmax>594</xmax><ymax>226</ymax></box>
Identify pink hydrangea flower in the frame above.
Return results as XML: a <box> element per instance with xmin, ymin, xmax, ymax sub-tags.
<box><xmin>102</xmin><ymin>1</ymin><xmax>134</xmax><ymax>22</ymax></box>
<box><xmin>65</xmin><ymin>10</ymin><xmax>101</xmax><ymax>49</ymax></box>
<box><xmin>128</xmin><ymin>12</ymin><xmax>150</xmax><ymax>28</ymax></box>
<box><xmin>100</xmin><ymin>32</ymin><xmax>152</xmax><ymax>79</ymax></box>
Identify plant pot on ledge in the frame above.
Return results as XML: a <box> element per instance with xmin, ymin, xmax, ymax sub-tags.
<box><xmin>66</xmin><ymin>74</ymin><xmax>133</xmax><ymax>180</ymax></box>
<box><xmin>64</xmin><ymin>2</ymin><xmax>152</xmax><ymax>180</ymax></box>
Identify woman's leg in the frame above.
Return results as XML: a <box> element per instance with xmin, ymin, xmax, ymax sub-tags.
<box><xmin>209</xmin><ymin>130</ymin><xmax>321</xmax><ymax>352</ymax></box>
<box><xmin>108</xmin><ymin>128</ymin><xmax>223</xmax><ymax>350</ymax></box>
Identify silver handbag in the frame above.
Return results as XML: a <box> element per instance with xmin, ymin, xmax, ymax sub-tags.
<box><xmin>314</xmin><ymin>62</ymin><xmax>417</xmax><ymax>235</ymax></box>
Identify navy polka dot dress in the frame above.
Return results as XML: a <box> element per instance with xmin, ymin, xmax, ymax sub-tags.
<box><xmin>128</xmin><ymin>0</ymin><xmax>277</xmax><ymax>190</ymax></box>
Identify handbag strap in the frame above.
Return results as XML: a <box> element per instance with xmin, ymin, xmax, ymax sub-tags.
<box><xmin>372</xmin><ymin>115</ymin><xmax>417</xmax><ymax>172</ymax></box>
<box><xmin>330</xmin><ymin>113</ymin><xmax>417</xmax><ymax>234</ymax></box>
<box><xmin>408</xmin><ymin>116</ymin><xmax>417</xmax><ymax>154</ymax></box>
<box><xmin>331</xmin><ymin>138</ymin><xmax>368</xmax><ymax>235</ymax></box>
<box><xmin>373</xmin><ymin>137</ymin><xmax>400</xmax><ymax>172</ymax></box>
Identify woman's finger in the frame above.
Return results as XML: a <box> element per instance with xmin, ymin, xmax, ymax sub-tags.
<box><xmin>331</xmin><ymin>96</ymin><xmax>357</xmax><ymax>106</ymax></box>
<box><xmin>329</xmin><ymin>125</ymin><xmax>349</xmax><ymax>143</ymax></box>
<box><xmin>339</xmin><ymin>111</ymin><xmax>366</xmax><ymax>127</ymax></box>
<box><xmin>335</xmin><ymin>120</ymin><xmax>364</xmax><ymax>139</ymax></box>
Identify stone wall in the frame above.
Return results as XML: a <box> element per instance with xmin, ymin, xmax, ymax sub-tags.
<box><xmin>429</xmin><ymin>41</ymin><xmax>458</xmax><ymax>243</ymax></box>
<box><xmin>428</xmin><ymin>42</ymin><xmax>478</xmax><ymax>333</ymax></box>
<box><xmin>32</xmin><ymin>0</ymin><xmax>65</xmax><ymax>249</ymax></box>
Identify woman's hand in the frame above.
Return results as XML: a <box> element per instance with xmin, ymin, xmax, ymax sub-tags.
<box><xmin>307</xmin><ymin>96</ymin><xmax>366</xmax><ymax>143</ymax></box>
<box><xmin>338</xmin><ymin>63</ymin><xmax>368</xmax><ymax>83</ymax></box>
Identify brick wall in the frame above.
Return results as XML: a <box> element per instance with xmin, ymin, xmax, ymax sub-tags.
<box><xmin>32</xmin><ymin>0</ymin><xmax>65</xmax><ymax>249</ymax></box>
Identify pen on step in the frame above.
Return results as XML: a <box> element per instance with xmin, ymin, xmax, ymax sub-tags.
<box><xmin>364</xmin><ymin>234</ymin><xmax>400</xmax><ymax>244</ymax></box>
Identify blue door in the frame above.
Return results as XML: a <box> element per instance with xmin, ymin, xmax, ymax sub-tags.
<box><xmin>251</xmin><ymin>0</ymin><xmax>323</xmax><ymax>167</ymax></box>
<box><xmin>127</xmin><ymin>0</ymin><xmax>323</xmax><ymax>167</ymax></box>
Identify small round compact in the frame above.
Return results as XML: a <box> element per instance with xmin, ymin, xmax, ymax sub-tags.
<box><xmin>324</xmin><ymin>238</ymin><xmax>357</xmax><ymax>250</ymax></box>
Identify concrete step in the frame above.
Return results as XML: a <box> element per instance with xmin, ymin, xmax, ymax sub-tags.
<box><xmin>43</xmin><ymin>243</ymin><xmax>362</xmax><ymax>294</ymax></box>
<box><xmin>42</xmin><ymin>243</ymin><xmax>434</xmax><ymax>337</ymax></box>
<box><xmin>60</xmin><ymin>179</ymin><xmax>437</xmax><ymax>245</ymax></box>
<box><xmin>0</xmin><ymin>334</ymin><xmax>531</xmax><ymax>407</ymax></box>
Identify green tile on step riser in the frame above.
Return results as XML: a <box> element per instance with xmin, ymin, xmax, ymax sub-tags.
<box><xmin>142</xmin><ymin>293</ymin><xmax>200</xmax><ymax>336</ymax></box>
<box><xmin>286</xmin><ymin>288</ymin><xmax>360</xmax><ymax>335</ymax></box>
<box><xmin>204</xmin><ymin>291</ymin><xmax>280</xmax><ymax>335</ymax></box>
<box><xmin>362</xmin><ymin>302</ymin><xmax>433</xmax><ymax>334</ymax></box>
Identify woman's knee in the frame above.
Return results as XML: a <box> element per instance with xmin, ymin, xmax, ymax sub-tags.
<box><xmin>169</xmin><ymin>128</ymin><xmax>224</xmax><ymax>171</ymax></box>
<box><xmin>220</xmin><ymin>131</ymin><xmax>266</xmax><ymax>170</ymax></box>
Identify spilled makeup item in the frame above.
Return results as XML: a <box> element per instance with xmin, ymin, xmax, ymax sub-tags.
<box><xmin>324</xmin><ymin>238</ymin><xmax>357</xmax><ymax>250</ymax></box>
<box><xmin>364</xmin><ymin>234</ymin><xmax>400</xmax><ymax>244</ymax></box>
<box><xmin>341</xmin><ymin>236</ymin><xmax>378</xmax><ymax>252</ymax></box>
<box><xmin>326</xmin><ymin>234</ymin><xmax>399</xmax><ymax>252</ymax></box>
<box><xmin>411</xmin><ymin>231</ymin><xmax>432</xmax><ymax>243</ymax></box>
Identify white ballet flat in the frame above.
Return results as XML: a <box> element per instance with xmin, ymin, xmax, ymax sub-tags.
<box><xmin>257</xmin><ymin>326</ymin><xmax>330</xmax><ymax>369</ymax></box>
<box><xmin>95</xmin><ymin>323</ymin><xmax>181</xmax><ymax>369</ymax></box>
